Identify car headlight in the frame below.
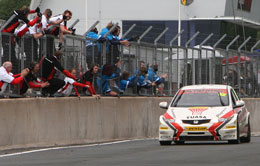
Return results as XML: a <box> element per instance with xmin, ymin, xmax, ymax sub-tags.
<box><xmin>163</xmin><ymin>117</ymin><xmax>176</xmax><ymax>123</ymax></box>
<box><xmin>219</xmin><ymin>115</ymin><xmax>234</xmax><ymax>122</ymax></box>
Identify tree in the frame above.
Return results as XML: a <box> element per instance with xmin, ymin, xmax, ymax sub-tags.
<box><xmin>0</xmin><ymin>0</ymin><xmax>31</xmax><ymax>20</ymax></box>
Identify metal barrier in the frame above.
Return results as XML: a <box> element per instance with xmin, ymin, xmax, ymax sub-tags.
<box><xmin>1</xmin><ymin>23</ymin><xmax>260</xmax><ymax>97</ymax></box>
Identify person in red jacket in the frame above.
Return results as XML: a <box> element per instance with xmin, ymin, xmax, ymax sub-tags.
<box><xmin>41</xmin><ymin>51</ymin><xmax>77</xmax><ymax>96</ymax></box>
<box><xmin>0</xmin><ymin>61</ymin><xmax>29</xmax><ymax>96</ymax></box>
<box><xmin>58</xmin><ymin>68</ymin><xmax>89</xmax><ymax>97</ymax></box>
<box><xmin>19</xmin><ymin>62</ymin><xmax>50</xmax><ymax>95</ymax></box>
<box><xmin>2</xmin><ymin>6</ymin><xmax>41</xmax><ymax>34</ymax></box>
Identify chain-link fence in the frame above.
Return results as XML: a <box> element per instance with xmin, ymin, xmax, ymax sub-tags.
<box><xmin>1</xmin><ymin>24</ymin><xmax>260</xmax><ymax>97</ymax></box>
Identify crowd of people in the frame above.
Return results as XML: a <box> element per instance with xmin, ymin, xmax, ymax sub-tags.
<box><xmin>0</xmin><ymin>6</ymin><xmax>168</xmax><ymax>98</ymax></box>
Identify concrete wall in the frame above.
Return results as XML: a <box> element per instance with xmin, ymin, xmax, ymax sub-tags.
<box><xmin>0</xmin><ymin>97</ymin><xmax>169</xmax><ymax>151</ymax></box>
<box><xmin>0</xmin><ymin>97</ymin><xmax>259</xmax><ymax>151</ymax></box>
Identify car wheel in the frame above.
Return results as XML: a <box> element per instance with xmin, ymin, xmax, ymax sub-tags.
<box><xmin>241</xmin><ymin>117</ymin><xmax>251</xmax><ymax>143</ymax></box>
<box><xmin>228</xmin><ymin>120</ymin><xmax>240</xmax><ymax>144</ymax></box>
<box><xmin>174</xmin><ymin>141</ymin><xmax>185</xmax><ymax>145</ymax></box>
<box><xmin>159</xmin><ymin>141</ymin><xmax>172</xmax><ymax>145</ymax></box>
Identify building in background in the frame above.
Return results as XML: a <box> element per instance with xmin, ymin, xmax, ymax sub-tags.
<box><xmin>30</xmin><ymin>0</ymin><xmax>260</xmax><ymax>48</ymax></box>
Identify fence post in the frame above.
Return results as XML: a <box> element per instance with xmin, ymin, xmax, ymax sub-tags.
<box><xmin>122</xmin><ymin>24</ymin><xmax>136</xmax><ymax>39</ymax></box>
<box><xmin>184</xmin><ymin>31</ymin><xmax>200</xmax><ymax>86</ymax></box>
<box><xmin>169</xmin><ymin>30</ymin><xmax>184</xmax><ymax>90</ymax></box>
<box><xmin>84</xmin><ymin>21</ymin><xmax>100</xmax><ymax>37</ymax></box>
<box><xmin>225</xmin><ymin>35</ymin><xmax>240</xmax><ymax>93</ymax></box>
<box><xmin>251</xmin><ymin>39</ymin><xmax>260</xmax><ymax>97</ymax></box>
<box><xmin>237</xmin><ymin>36</ymin><xmax>251</xmax><ymax>97</ymax></box>
<box><xmin>198</xmin><ymin>33</ymin><xmax>214</xmax><ymax>84</ymax></box>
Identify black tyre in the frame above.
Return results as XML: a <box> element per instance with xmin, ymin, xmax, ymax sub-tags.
<box><xmin>228</xmin><ymin>120</ymin><xmax>240</xmax><ymax>144</ymax></box>
<box><xmin>174</xmin><ymin>141</ymin><xmax>185</xmax><ymax>145</ymax></box>
<box><xmin>241</xmin><ymin>117</ymin><xmax>251</xmax><ymax>143</ymax></box>
<box><xmin>159</xmin><ymin>141</ymin><xmax>172</xmax><ymax>145</ymax></box>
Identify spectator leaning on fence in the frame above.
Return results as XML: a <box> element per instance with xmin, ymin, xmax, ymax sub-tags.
<box><xmin>148</xmin><ymin>64</ymin><xmax>168</xmax><ymax>86</ymax></box>
<box><xmin>137</xmin><ymin>66</ymin><xmax>155</xmax><ymax>94</ymax></box>
<box><xmin>97</xmin><ymin>64</ymin><xmax>119</xmax><ymax>96</ymax></box>
<box><xmin>2</xmin><ymin>6</ymin><xmax>41</xmax><ymax>34</ymax></box>
<box><xmin>41</xmin><ymin>51</ymin><xmax>77</xmax><ymax>96</ymax></box>
<box><xmin>48</xmin><ymin>9</ymin><xmax>75</xmax><ymax>49</ymax></box>
<box><xmin>82</xmin><ymin>64</ymin><xmax>101</xmax><ymax>99</ymax></box>
<box><xmin>19</xmin><ymin>62</ymin><xmax>50</xmax><ymax>95</ymax></box>
<box><xmin>119</xmin><ymin>71</ymin><xmax>137</xmax><ymax>94</ymax></box>
<box><xmin>0</xmin><ymin>61</ymin><xmax>29</xmax><ymax>96</ymax></box>
<box><xmin>58</xmin><ymin>68</ymin><xmax>90</xmax><ymax>97</ymax></box>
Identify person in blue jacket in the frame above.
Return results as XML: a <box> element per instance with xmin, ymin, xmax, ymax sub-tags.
<box><xmin>86</xmin><ymin>27</ymin><xmax>106</xmax><ymax>66</ymax></box>
<box><xmin>97</xmin><ymin>64</ymin><xmax>119</xmax><ymax>96</ymax></box>
<box><xmin>137</xmin><ymin>67</ymin><xmax>156</xmax><ymax>94</ymax></box>
<box><xmin>119</xmin><ymin>71</ymin><xmax>137</xmax><ymax>94</ymax></box>
<box><xmin>148</xmin><ymin>64</ymin><xmax>168</xmax><ymax>85</ymax></box>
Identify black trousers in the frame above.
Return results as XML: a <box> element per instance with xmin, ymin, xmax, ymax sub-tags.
<box><xmin>42</xmin><ymin>78</ymin><xmax>65</xmax><ymax>95</ymax></box>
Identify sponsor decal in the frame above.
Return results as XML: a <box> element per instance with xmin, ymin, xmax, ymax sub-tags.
<box><xmin>160</xmin><ymin>127</ymin><xmax>169</xmax><ymax>130</ymax></box>
<box><xmin>185</xmin><ymin>126</ymin><xmax>207</xmax><ymax>131</ymax></box>
<box><xmin>189</xmin><ymin>107</ymin><xmax>208</xmax><ymax>115</ymax></box>
<box><xmin>187</xmin><ymin>115</ymin><xmax>207</xmax><ymax>119</ymax></box>
<box><xmin>178</xmin><ymin>89</ymin><xmax>227</xmax><ymax>95</ymax></box>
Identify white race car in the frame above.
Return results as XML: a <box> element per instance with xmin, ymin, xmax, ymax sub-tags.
<box><xmin>159</xmin><ymin>85</ymin><xmax>251</xmax><ymax>145</ymax></box>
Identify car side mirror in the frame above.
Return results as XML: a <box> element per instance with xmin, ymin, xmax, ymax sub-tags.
<box><xmin>234</xmin><ymin>100</ymin><xmax>245</xmax><ymax>108</ymax></box>
<box><xmin>159</xmin><ymin>102</ymin><xmax>168</xmax><ymax>109</ymax></box>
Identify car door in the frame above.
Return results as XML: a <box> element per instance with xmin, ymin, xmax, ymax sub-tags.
<box><xmin>230</xmin><ymin>88</ymin><xmax>247</xmax><ymax>135</ymax></box>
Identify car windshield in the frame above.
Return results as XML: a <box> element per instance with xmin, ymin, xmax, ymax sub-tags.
<box><xmin>171</xmin><ymin>89</ymin><xmax>229</xmax><ymax>107</ymax></box>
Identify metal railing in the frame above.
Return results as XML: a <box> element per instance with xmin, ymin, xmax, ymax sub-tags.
<box><xmin>1</xmin><ymin>22</ymin><xmax>260</xmax><ymax>97</ymax></box>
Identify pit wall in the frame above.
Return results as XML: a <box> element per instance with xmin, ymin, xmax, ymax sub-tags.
<box><xmin>0</xmin><ymin>97</ymin><xmax>258</xmax><ymax>151</ymax></box>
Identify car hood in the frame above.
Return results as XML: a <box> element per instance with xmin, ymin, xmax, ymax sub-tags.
<box><xmin>167</xmin><ymin>106</ymin><xmax>230</xmax><ymax>120</ymax></box>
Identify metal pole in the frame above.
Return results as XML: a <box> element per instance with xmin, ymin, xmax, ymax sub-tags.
<box><xmin>169</xmin><ymin>29</ymin><xmax>184</xmax><ymax>47</ymax></box>
<box><xmin>211</xmin><ymin>34</ymin><xmax>227</xmax><ymax>84</ymax></box>
<box><xmin>250</xmin><ymin>39</ymin><xmax>260</xmax><ymax>53</ymax></box>
<box><xmin>198</xmin><ymin>33</ymin><xmax>213</xmax><ymax>84</ymax></box>
<box><xmin>154</xmin><ymin>27</ymin><xmax>169</xmax><ymax>45</ymax></box>
<box><xmin>238</xmin><ymin>36</ymin><xmax>251</xmax><ymax>52</ymax></box>
<box><xmin>0</xmin><ymin>14</ymin><xmax>16</xmax><ymax>32</ymax></box>
<box><xmin>213</xmin><ymin>34</ymin><xmax>227</xmax><ymax>49</ymax></box>
<box><xmin>184</xmin><ymin>31</ymin><xmax>200</xmax><ymax>85</ymax></box>
<box><xmin>225</xmin><ymin>35</ymin><xmax>240</xmax><ymax>90</ymax></box>
<box><xmin>122</xmin><ymin>24</ymin><xmax>136</xmax><ymax>39</ymax></box>
<box><xmin>199</xmin><ymin>33</ymin><xmax>214</xmax><ymax>48</ymax></box>
<box><xmin>237</xmin><ymin>36</ymin><xmax>251</xmax><ymax>97</ymax></box>
<box><xmin>226</xmin><ymin>35</ymin><xmax>240</xmax><ymax>51</ymax></box>
<box><xmin>84</xmin><ymin>21</ymin><xmax>100</xmax><ymax>37</ymax></box>
<box><xmin>137</xmin><ymin>26</ymin><xmax>153</xmax><ymax>44</ymax></box>
<box><xmin>185</xmin><ymin>31</ymin><xmax>200</xmax><ymax>47</ymax></box>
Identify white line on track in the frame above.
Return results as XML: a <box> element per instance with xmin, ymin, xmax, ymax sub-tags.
<box><xmin>0</xmin><ymin>138</ymin><xmax>156</xmax><ymax>158</ymax></box>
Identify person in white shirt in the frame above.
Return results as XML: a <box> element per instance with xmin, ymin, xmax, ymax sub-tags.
<box><xmin>58</xmin><ymin>68</ymin><xmax>89</xmax><ymax>97</ymax></box>
<box><xmin>0</xmin><ymin>61</ymin><xmax>29</xmax><ymax>96</ymax></box>
<box><xmin>48</xmin><ymin>10</ymin><xmax>74</xmax><ymax>49</ymax></box>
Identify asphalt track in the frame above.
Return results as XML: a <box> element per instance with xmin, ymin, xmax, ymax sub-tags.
<box><xmin>0</xmin><ymin>137</ymin><xmax>260</xmax><ymax>166</ymax></box>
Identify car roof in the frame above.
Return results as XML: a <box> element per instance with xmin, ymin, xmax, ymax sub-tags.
<box><xmin>181</xmin><ymin>84</ymin><xmax>230</xmax><ymax>90</ymax></box>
